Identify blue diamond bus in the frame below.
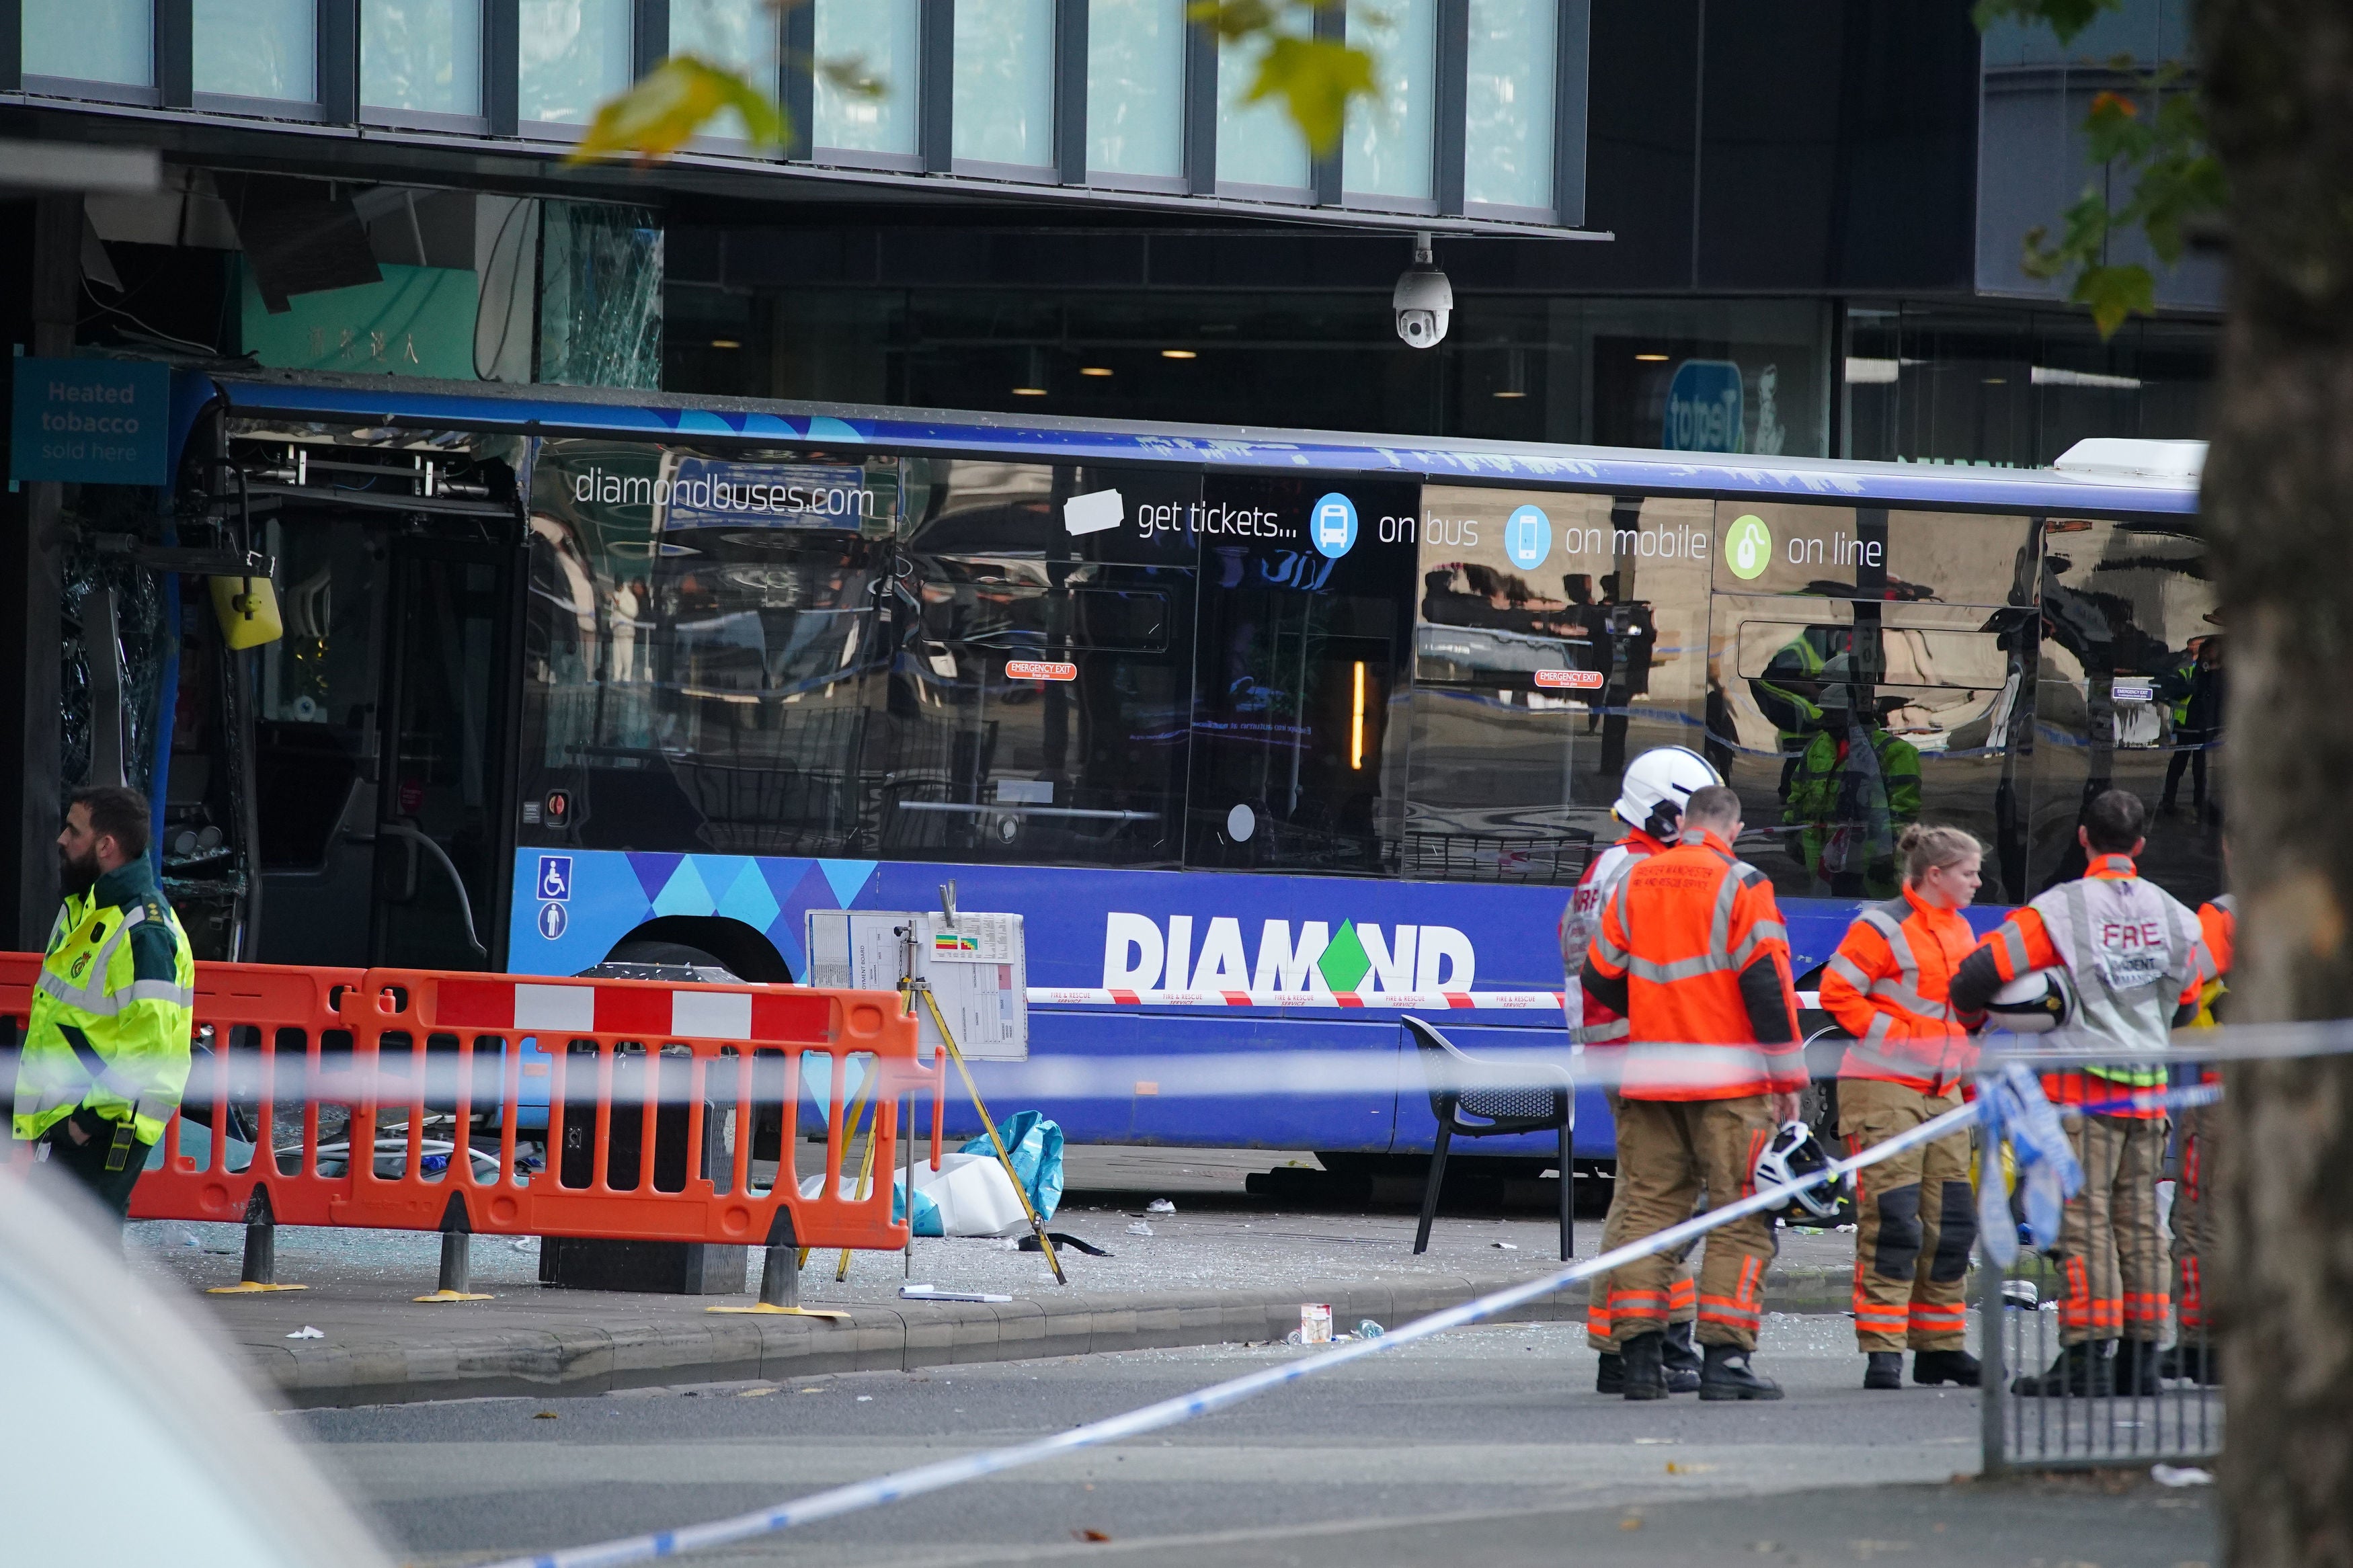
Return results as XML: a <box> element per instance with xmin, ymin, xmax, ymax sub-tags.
<box><xmin>165</xmin><ymin>377</ymin><xmax>2210</xmax><ymax>1170</ymax></box>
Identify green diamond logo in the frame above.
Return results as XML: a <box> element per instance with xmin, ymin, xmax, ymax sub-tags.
<box><xmin>1318</xmin><ymin>920</ymin><xmax>1372</xmax><ymax>994</ymax></box>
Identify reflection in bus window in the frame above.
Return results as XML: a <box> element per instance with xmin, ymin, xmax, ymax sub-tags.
<box><xmin>1406</xmin><ymin>489</ymin><xmax>1708</xmax><ymax>884</ymax></box>
<box><xmin>1187</xmin><ymin>477</ymin><xmax>1417</xmax><ymax>876</ymax></box>
<box><xmin>2034</xmin><ymin>520</ymin><xmax>2221</xmax><ymax>904</ymax></box>
<box><xmin>1711</xmin><ymin>603</ymin><xmax>2031</xmax><ymax>902</ymax></box>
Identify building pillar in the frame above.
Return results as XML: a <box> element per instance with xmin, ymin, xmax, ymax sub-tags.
<box><xmin>0</xmin><ymin>195</ymin><xmax>75</xmax><ymax>946</ymax></box>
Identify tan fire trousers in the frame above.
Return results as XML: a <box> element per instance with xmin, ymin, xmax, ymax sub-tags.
<box><xmin>1603</xmin><ymin>1095</ymin><xmax>1778</xmax><ymax>1352</ymax></box>
<box><xmin>2056</xmin><ymin>1112</ymin><xmax>2171</xmax><ymax>1345</ymax></box>
<box><xmin>2169</xmin><ymin>1103</ymin><xmax>2221</xmax><ymax>1333</ymax></box>
<box><xmin>1838</xmin><ymin>1077</ymin><xmax>1975</xmax><ymax>1353</ymax></box>
<box><xmin>1587</xmin><ymin>1089</ymin><xmax>1698</xmax><ymax>1352</ymax></box>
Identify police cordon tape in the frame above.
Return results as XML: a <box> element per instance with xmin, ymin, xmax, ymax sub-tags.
<box><xmin>476</xmin><ymin>1087</ymin><xmax>2023</xmax><ymax>1568</ymax></box>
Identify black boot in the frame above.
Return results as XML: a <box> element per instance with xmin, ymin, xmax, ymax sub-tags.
<box><xmin>1619</xmin><ymin>1331</ymin><xmax>1669</xmax><ymax>1401</ymax></box>
<box><xmin>1663</xmin><ymin>1320</ymin><xmax>1702</xmax><ymax>1394</ymax></box>
<box><xmin>1595</xmin><ymin>1352</ymin><xmax>1624</xmax><ymax>1395</ymax></box>
<box><xmin>2158</xmin><ymin>1343</ymin><xmax>2221</xmax><ymax>1385</ymax></box>
<box><xmin>2113</xmin><ymin>1339</ymin><xmax>2163</xmax><ymax>1397</ymax></box>
<box><xmin>1911</xmin><ymin>1354</ymin><xmax>1986</xmax><ymax>1382</ymax></box>
<box><xmin>1913</xmin><ymin>1350</ymin><xmax>1981</xmax><ymax>1387</ymax></box>
<box><xmin>1699</xmin><ymin>1343</ymin><xmax>1784</xmax><ymax>1401</ymax></box>
<box><xmin>2011</xmin><ymin>1342</ymin><xmax>2112</xmax><ymax>1397</ymax></box>
<box><xmin>1864</xmin><ymin>1351</ymin><xmax>1903</xmax><ymax>1390</ymax></box>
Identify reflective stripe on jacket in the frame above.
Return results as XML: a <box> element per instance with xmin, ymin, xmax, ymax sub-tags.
<box><xmin>1821</xmin><ymin>886</ymin><xmax>1978</xmax><ymax>1094</ymax></box>
<box><xmin>1583</xmin><ymin>827</ymin><xmax>1805</xmax><ymax>1102</ymax></box>
<box><xmin>1962</xmin><ymin>854</ymin><xmax>2208</xmax><ymax>1119</ymax></box>
<box><xmin>1560</xmin><ymin>829</ymin><xmax>1667</xmax><ymax>1048</ymax></box>
<box><xmin>12</xmin><ymin>858</ymin><xmax>196</xmax><ymax>1146</ymax></box>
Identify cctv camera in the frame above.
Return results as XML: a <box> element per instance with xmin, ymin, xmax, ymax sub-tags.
<box><xmin>1394</xmin><ymin>233</ymin><xmax>1451</xmax><ymax>349</ymax></box>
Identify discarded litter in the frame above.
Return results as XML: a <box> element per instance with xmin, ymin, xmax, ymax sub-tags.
<box><xmin>1146</xmin><ymin>1199</ymin><xmax>1176</xmax><ymax>1214</ymax></box>
<box><xmin>1492</xmin><ymin>1241</ymin><xmax>1519</xmax><ymax>1251</ymax></box>
<box><xmin>1127</xmin><ymin>1222</ymin><xmax>1153</xmax><ymax>1237</ymax></box>
<box><xmin>1021</xmin><ymin>1232</ymin><xmax>1112</xmax><ymax>1257</ymax></box>
<box><xmin>286</xmin><ymin>1325</ymin><xmax>324</xmax><ymax>1340</ymax></box>
<box><xmin>1357</xmin><ymin>1320</ymin><xmax>1385</xmax><ymax>1339</ymax></box>
<box><xmin>2152</xmin><ymin>1464</ymin><xmax>2213</xmax><ymax>1488</ymax></box>
<box><xmin>1299</xmin><ymin>1304</ymin><xmax>1333</xmax><ymax>1345</ymax></box>
<box><xmin>856</xmin><ymin>1396</ymin><xmax>873</xmax><ymax>1403</ymax></box>
<box><xmin>2001</xmin><ymin>1280</ymin><xmax>2040</xmax><ymax>1309</ymax></box>
<box><xmin>901</xmin><ymin>1285</ymin><xmax>1014</xmax><ymax>1303</ymax></box>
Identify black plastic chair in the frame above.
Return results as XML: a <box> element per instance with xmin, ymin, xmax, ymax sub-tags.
<box><xmin>1404</xmin><ymin>1016</ymin><xmax>1575</xmax><ymax>1261</ymax></box>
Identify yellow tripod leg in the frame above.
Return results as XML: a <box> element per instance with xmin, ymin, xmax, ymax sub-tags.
<box><xmin>920</xmin><ymin>987</ymin><xmax>1064</xmax><ymax>1286</ymax></box>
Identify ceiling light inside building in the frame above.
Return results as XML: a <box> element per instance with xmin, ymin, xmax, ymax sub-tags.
<box><xmin>711</xmin><ymin>339</ymin><xmax>742</xmax><ymax>349</ymax></box>
<box><xmin>1161</xmin><ymin>349</ymin><xmax>1197</xmax><ymax>360</ymax></box>
<box><xmin>1634</xmin><ymin>353</ymin><xmax>1669</xmax><ymax>362</ymax></box>
<box><xmin>1013</xmin><ymin>347</ymin><xmax>1049</xmax><ymax>396</ymax></box>
<box><xmin>1494</xmin><ymin>347</ymin><xmax>1528</xmax><ymax>399</ymax></box>
<box><xmin>1080</xmin><ymin>366</ymin><xmax>1113</xmax><ymax>377</ymax></box>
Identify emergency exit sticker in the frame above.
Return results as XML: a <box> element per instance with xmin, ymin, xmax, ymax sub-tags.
<box><xmin>1007</xmin><ymin>660</ymin><xmax>1078</xmax><ymax>682</ymax></box>
<box><xmin>1535</xmin><ymin>669</ymin><xmax>1605</xmax><ymax>690</ymax></box>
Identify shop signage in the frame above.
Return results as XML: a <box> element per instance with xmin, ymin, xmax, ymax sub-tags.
<box><xmin>9</xmin><ymin>357</ymin><xmax>171</xmax><ymax>485</ymax></box>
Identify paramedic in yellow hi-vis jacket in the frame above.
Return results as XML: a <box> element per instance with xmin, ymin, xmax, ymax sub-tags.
<box><xmin>11</xmin><ymin>786</ymin><xmax>196</xmax><ymax>1219</ymax></box>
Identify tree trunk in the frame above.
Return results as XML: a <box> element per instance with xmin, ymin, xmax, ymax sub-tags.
<box><xmin>2198</xmin><ymin>5</ymin><xmax>2353</xmax><ymax>1565</ymax></box>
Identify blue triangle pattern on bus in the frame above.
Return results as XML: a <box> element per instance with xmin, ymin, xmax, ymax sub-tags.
<box><xmin>805</xmin><ymin>416</ymin><xmax>864</xmax><ymax>444</ymax></box>
<box><xmin>817</xmin><ymin>859</ymin><xmax>877</xmax><ymax>907</ymax></box>
<box><xmin>715</xmin><ymin>858</ymin><xmax>781</xmax><ymax>933</ymax></box>
<box><xmin>627</xmin><ymin>852</ymin><xmax>684</xmax><ymax>903</ymax></box>
<box><xmin>651</xmin><ymin>858</ymin><xmax>717</xmax><ymax>917</ymax></box>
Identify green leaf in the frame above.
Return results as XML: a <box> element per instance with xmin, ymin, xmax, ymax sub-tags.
<box><xmin>2072</xmin><ymin>264</ymin><xmax>2157</xmax><ymax>339</ymax></box>
<box><xmin>1242</xmin><ymin>34</ymin><xmax>1380</xmax><ymax>156</ymax></box>
<box><xmin>571</xmin><ymin>54</ymin><xmax>787</xmax><ymax>163</ymax></box>
<box><xmin>1970</xmin><ymin>0</ymin><xmax>2124</xmax><ymax>46</ymax></box>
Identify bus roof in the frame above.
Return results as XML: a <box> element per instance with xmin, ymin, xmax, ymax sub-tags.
<box><xmin>212</xmin><ymin>370</ymin><xmax>2200</xmax><ymax>517</ymax></box>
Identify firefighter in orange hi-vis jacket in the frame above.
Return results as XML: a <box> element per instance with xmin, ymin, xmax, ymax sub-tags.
<box><xmin>1561</xmin><ymin>747</ymin><xmax>1720</xmax><ymax>1395</ymax></box>
<box><xmin>1581</xmin><ymin>784</ymin><xmax>1806</xmax><ymax>1402</ymax></box>
<box><xmin>1950</xmin><ymin>789</ymin><xmax>2213</xmax><ymax>1399</ymax></box>
<box><xmin>1819</xmin><ymin>823</ymin><xmax>1989</xmax><ymax>1393</ymax></box>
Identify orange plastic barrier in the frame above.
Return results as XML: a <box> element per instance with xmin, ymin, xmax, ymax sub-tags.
<box><xmin>333</xmin><ymin>968</ymin><xmax>930</xmax><ymax>1249</ymax></box>
<box><xmin>2</xmin><ymin>953</ymin><xmax>940</xmax><ymax>1253</ymax></box>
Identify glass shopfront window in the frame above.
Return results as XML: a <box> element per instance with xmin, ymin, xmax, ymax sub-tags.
<box><xmin>362</xmin><ymin>0</ymin><xmax>485</xmax><ymax>117</ymax></box>
<box><xmin>1344</xmin><ymin>0</ymin><xmax>1437</xmax><ymax>204</ymax></box>
<box><xmin>1086</xmin><ymin>0</ymin><xmax>1185</xmax><ymax>181</ymax></box>
<box><xmin>953</xmin><ymin>0</ymin><xmax>1055</xmax><ymax>171</ymax></box>
<box><xmin>1408</xmin><ymin>487</ymin><xmax>1710</xmax><ymax>884</ymax></box>
<box><xmin>814</xmin><ymin>0</ymin><xmax>920</xmax><ymax>157</ymax></box>
<box><xmin>23</xmin><ymin>0</ymin><xmax>152</xmax><ymax>85</ymax></box>
<box><xmin>669</xmin><ymin>0</ymin><xmax>776</xmax><ymax>140</ymax></box>
<box><xmin>519</xmin><ymin>0</ymin><xmax>634</xmax><ymax>125</ymax></box>
<box><xmin>195</xmin><ymin>0</ymin><xmax>317</xmax><ymax>100</ymax></box>
<box><xmin>1464</xmin><ymin>0</ymin><xmax>1555</xmax><ymax>211</ymax></box>
<box><xmin>1217</xmin><ymin>32</ymin><xmax>1311</xmax><ymax>192</ymax></box>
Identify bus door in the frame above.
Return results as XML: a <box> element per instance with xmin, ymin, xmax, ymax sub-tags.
<box><xmin>371</xmin><ymin>532</ymin><xmax>527</xmax><ymax>970</ymax></box>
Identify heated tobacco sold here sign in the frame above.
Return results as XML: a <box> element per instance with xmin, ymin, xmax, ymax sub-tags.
<box><xmin>9</xmin><ymin>358</ymin><xmax>171</xmax><ymax>486</ymax></box>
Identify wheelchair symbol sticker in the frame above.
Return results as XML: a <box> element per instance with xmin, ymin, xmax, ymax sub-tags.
<box><xmin>1310</xmin><ymin>493</ymin><xmax>1358</xmax><ymax>560</ymax></box>
<box><xmin>537</xmin><ymin>902</ymin><xmax>569</xmax><ymax>940</ymax></box>
<box><xmin>537</xmin><ymin>855</ymin><xmax>573</xmax><ymax>901</ymax></box>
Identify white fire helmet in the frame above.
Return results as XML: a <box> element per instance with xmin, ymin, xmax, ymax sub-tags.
<box><xmin>1613</xmin><ymin>746</ymin><xmax>1724</xmax><ymax>842</ymax></box>
<box><xmin>1985</xmin><ymin>968</ymin><xmax>2077</xmax><ymax>1034</ymax></box>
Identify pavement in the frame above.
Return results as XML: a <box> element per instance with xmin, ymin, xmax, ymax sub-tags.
<box><xmin>291</xmin><ymin>1317</ymin><xmax>2219</xmax><ymax>1568</ymax></box>
<box><xmin>130</xmin><ymin>1145</ymin><xmax>1870</xmax><ymax>1409</ymax></box>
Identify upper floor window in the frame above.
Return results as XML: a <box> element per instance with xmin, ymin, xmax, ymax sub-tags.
<box><xmin>953</xmin><ymin>0</ymin><xmax>1055</xmax><ymax>171</ymax></box>
<box><xmin>362</xmin><ymin>0</ymin><xmax>485</xmax><ymax>118</ymax></box>
<box><xmin>813</xmin><ymin>0</ymin><xmax>920</xmax><ymax>158</ymax></box>
<box><xmin>23</xmin><ymin>0</ymin><xmax>152</xmax><ymax>87</ymax></box>
<box><xmin>195</xmin><ymin>0</ymin><xmax>317</xmax><ymax>101</ymax></box>
<box><xmin>518</xmin><ymin>0</ymin><xmax>634</xmax><ymax>126</ymax></box>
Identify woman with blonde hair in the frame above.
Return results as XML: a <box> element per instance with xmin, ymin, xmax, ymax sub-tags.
<box><xmin>1819</xmin><ymin>823</ymin><xmax>1987</xmax><ymax>1391</ymax></box>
